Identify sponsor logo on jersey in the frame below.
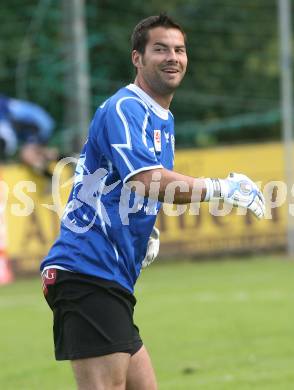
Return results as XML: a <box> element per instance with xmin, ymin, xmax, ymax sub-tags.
<box><xmin>154</xmin><ymin>130</ymin><xmax>161</xmax><ymax>152</ymax></box>
<box><xmin>164</xmin><ymin>131</ymin><xmax>170</xmax><ymax>143</ymax></box>
<box><xmin>171</xmin><ymin>134</ymin><xmax>175</xmax><ymax>154</ymax></box>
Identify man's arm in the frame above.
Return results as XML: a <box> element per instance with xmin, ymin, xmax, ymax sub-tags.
<box><xmin>130</xmin><ymin>168</ymin><xmax>265</xmax><ymax>219</ymax></box>
<box><xmin>131</xmin><ymin>167</ymin><xmax>205</xmax><ymax>204</ymax></box>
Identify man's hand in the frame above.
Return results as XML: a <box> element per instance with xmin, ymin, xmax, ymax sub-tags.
<box><xmin>142</xmin><ymin>227</ymin><xmax>160</xmax><ymax>268</ymax></box>
<box><xmin>205</xmin><ymin>173</ymin><xmax>265</xmax><ymax>219</ymax></box>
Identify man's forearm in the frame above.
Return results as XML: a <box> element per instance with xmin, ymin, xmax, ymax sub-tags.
<box><xmin>130</xmin><ymin>168</ymin><xmax>206</xmax><ymax>204</ymax></box>
<box><xmin>128</xmin><ymin>168</ymin><xmax>265</xmax><ymax>219</ymax></box>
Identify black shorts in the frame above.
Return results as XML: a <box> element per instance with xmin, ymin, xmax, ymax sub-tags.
<box><xmin>41</xmin><ymin>268</ymin><xmax>143</xmax><ymax>361</ymax></box>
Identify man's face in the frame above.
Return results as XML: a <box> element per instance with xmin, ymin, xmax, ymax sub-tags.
<box><xmin>134</xmin><ymin>27</ymin><xmax>188</xmax><ymax>95</ymax></box>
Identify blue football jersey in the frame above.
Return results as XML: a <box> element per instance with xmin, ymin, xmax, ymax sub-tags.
<box><xmin>41</xmin><ymin>84</ymin><xmax>175</xmax><ymax>292</ymax></box>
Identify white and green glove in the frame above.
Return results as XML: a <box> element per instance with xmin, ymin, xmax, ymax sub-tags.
<box><xmin>204</xmin><ymin>172</ymin><xmax>265</xmax><ymax>219</ymax></box>
<box><xmin>142</xmin><ymin>227</ymin><xmax>160</xmax><ymax>268</ymax></box>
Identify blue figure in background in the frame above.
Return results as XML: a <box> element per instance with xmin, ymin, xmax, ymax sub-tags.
<box><xmin>0</xmin><ymin>95</ymin><xmax>58</xmax><ymax>176</ymax></box>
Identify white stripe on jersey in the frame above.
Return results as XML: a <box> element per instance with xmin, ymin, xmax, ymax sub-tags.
<box><xmin>41</xmin><ymin>265</ymin><xmax>72</xmax><ymax>274</ymax></box>
<box><xmin>123</xmin><ymin>164</ymin><xmax>163</xmax><ymax>184</ymax></box>
<box><xmin>112</xmin><ymin>97</ymin><xmax>149</xmax><ymax>173</ymax></box>
<box><xmin>142</xmin><ymin>110</ymin><xmax>150</xmax><ymax>147</ymax></box>
<box><xmin>96</xmin><ymin>160</ymin><xmax>119</xmax><ymax>262</ymax></box>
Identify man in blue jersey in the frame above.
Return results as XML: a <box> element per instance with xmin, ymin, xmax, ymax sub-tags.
<box><xmin>41</xmin><ymin>14</ymin><xmax>265</xmax><ymax>390</ymax></box>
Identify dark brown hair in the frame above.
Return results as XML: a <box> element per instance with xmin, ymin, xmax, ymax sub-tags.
<box><xmin>131</xmin><ymin>13</ymin><xmax>186</xmax><ymax>54</ymax></box>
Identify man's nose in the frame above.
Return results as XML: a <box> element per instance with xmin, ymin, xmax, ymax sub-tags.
<box><xmin>166</xmin><ymin>49</ymin><xmax>178</xmax><ymax>62</ymax></box>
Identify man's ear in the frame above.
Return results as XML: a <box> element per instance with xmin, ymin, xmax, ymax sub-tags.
<box><xmin>132</xmin><ymin>50</ymin><xmax>143</xmax><ymax>69</ymax></box>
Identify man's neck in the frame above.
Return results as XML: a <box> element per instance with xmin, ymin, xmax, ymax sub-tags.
<box><xmin>133</xmin><ymin>78</ymin><xmax>173</xmax><ymax>110</ymax></box>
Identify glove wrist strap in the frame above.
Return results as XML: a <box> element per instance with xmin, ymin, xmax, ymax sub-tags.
<box><xmin>204</xmin><ymin>178</ymin><xmax>229</xmax><ymax>201</ymax></box>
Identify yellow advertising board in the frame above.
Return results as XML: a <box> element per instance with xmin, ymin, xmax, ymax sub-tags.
<box><xmin>0</xmin><ymin>163</ymin><xmax>72</xmax><ymax>274</ymax></box>
<box><xmin>0</xmin><ymin>142</ymin><xmax>288</xmax><ymax>274</ymax></box>
<box><xmin>158</xmin><ymin>142</ymin><xmax>286</xmax><ymax>256</ymax></box>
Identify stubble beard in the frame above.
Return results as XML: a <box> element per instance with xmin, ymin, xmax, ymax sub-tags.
<box><xmin>141</xmin><ymin>56</ymin><xmax>186</xmax><ymax>96</ymax></box>
<box><xmin>148</xmin><ymin>69</ymin><xmax>185</xmax><ymax>96</ymax></box>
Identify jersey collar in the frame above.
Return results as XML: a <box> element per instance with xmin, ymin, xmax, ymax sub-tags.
<box><xmin>126</xmin><ymin>84</ymin><xmax>171</xmax><ymax>120</ymax></box>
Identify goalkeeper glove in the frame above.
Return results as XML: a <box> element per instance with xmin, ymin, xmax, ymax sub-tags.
<box><xmin>142</xmin><ymin>227</ymin><xmax>160</xmax><ymax>268</ymax></box>
<box><xmin>204</xmin><ymin>172</ymin><xmax>265</xmax><ymax>219</ymax></box>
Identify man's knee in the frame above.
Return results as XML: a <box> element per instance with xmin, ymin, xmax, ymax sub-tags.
<box><xmin>71</xmin><ymin>353</ymin><xmax>130</xmax><ymax>390</ymax></box>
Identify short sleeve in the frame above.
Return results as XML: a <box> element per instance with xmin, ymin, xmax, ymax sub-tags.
<box><xmin>105</xmin><ymin>97</ymin><xmax>163</xmax><ymax>182</ymax></box>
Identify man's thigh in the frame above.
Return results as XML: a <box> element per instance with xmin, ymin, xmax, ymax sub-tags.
<box><xmin>126</xmin><ymin>345</ymin><xmax>157</xmax><ymax>390</ymax></box>
<box><xmin>71</xmin><ymin>352</ymin><xmax>130</xmax><ymax>390</ymax></box>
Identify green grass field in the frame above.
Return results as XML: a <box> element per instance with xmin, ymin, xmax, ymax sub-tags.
<box><xmin>1</xmin><ymin>256</ymin><xmax>294</xmax><ymax>389</ymax></box>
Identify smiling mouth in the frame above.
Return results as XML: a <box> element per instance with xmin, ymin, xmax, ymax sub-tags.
<box><xmin>161</xmin><ymin>68</ymin><xmax>179</xmax><ymax>74</ymax></box>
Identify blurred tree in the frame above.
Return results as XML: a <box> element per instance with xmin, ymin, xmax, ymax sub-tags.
<box><xmin>0</xmin><ymin>0</ymin><xmax>285</xmax><ymax>149</ymax></box>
